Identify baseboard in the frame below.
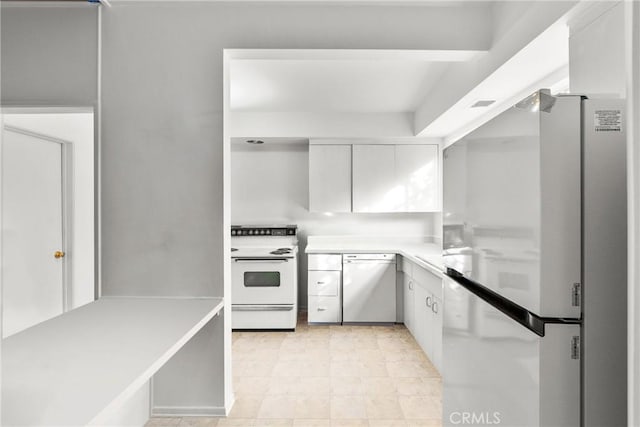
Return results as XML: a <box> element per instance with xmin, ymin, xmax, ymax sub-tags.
<box><xmin>151</xmin><ymin>406</ymin><xmax>226</xmax><ymax>417</ymax></box>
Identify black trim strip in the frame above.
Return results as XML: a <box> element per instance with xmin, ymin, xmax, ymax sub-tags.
<box><xmin>446</xmin><ymin>268</ymin><xmax>581</xmax><ymax>337</ymax></box>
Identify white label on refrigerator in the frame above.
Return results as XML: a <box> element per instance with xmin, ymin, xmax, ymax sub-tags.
<box><xmin>594</xmin><ymin>110</ymin><xmax>622</xmax><ymax>132</ymax></box>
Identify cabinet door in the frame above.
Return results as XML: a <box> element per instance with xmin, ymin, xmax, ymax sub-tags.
<box><xmin>413</xmin><ymin>283</ymin><xmax>431</xmax><ymax>355</ymax></box>
<box><xmin>352</xmin><ymin>145</ymin><xmax>397</xmax><ymax>212</ymax></box>
<box><xmin>431</xmin><ymin>295</ymin><xmax>443</xmax><ymax>373</ymax></box>
<box><xmin>403</xmin><ymin>274</ymin><xmax>415</xmax><ymax>334</ymax></box>
<box><xmin>309</xmin><ymin>144</ymin><xmax>351</xmax><ymax>212</ymax></box>
<box><xmin>395</xmin><ymin>144</ymin><xmax>439</xmax><ymax>212</ymax></box>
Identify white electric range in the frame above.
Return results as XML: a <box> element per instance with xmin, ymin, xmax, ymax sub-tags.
<box><xmin>230</xmin><ymin>225</ymin><xmax>298</xmax><ymax>330</ymax></box>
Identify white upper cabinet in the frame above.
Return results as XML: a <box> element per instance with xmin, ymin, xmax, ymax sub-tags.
<box><xmin>395</xmin><ymin>144</ymin><xmax>439</xmax><ymax>212</ymax></box>
<box><xmin>353</xmin><ymin>144</ymin><xmax>439</xmax><ymax>213</ymax></box>
<box><xmin>352</xmin><ymin>145</ymin><xmax>396</xmax><ymax>212</ymax></box>
<box><xmin>309</xmin><ymin>141</ymin><xmax>440</xmax><ymax>213</ymax></box>
<box><xmin>309</xmin><ymin>144</ymin><xmax>352</xmax><ymax>212</ymax></box>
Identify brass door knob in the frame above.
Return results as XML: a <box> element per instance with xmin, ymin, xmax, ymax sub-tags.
<box><xmin>54</xmin><ymin>251</ymin><xmax>65</xmax><ymax>259</ymax></box>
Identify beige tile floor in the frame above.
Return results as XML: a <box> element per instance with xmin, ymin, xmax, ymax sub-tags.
<box><xmin>146</xmin><ymin>312</ymin><xmax>442</xmax><ymax>427</ymax></box>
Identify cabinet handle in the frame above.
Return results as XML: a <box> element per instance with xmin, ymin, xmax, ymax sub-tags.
<box><xmin>318</xmin><ymin>307</ymin><xmax>327</xmax><ymax>311</ymax></box>
<box><xmin>317</xmin><ymin>282</ymin><xmax>325</xmax><ymax>285</ymax></box>
<box><xmin>408</xmin><ymin>281</ymin><xmax>414</xmax><ymax>290</ymax></box>
<box><xmin>432</xmin><ymin>301</ymin><xmax>438</xmax><ymax>314</ymax></box>
<box><xmin>426</xmin><ymin>296</ymin><xmax>432</xmax><ymax>307</ymax></box>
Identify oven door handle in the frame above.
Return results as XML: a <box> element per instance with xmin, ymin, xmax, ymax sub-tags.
<box><xmin>233</xmin><ymin>258</ymin><xmax>289</xmax><ymax>263</ymax></box>
<box><xmin>232</xmin><ymin>305</ymin><xmax>294</xmax><ymax>312</ymax></box>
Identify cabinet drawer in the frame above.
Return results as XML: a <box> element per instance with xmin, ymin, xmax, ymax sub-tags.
<box><xmin>308</xmin><ymin>296</ymin><xmax>341</xmax><ymax>323</ymax></box>
<box><xmin>308</xmin><ymin>254</ymin><xmax>342</xmax><ymax>270</ymax></box>
<box><xmin>308</xmin><ymin>271</ymin><xmax>340</xmax><ymax>296</ymax></box>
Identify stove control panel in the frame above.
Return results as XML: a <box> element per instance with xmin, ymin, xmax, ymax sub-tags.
<box><xmin>231</xmin><ymin>225</ymin><xmax>297</xmax><ymax>237</ymax></box>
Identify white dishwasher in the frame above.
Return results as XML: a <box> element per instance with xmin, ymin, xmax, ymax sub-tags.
<box><xmin>342</xmin><ymin>253</ymin><xmax>396</xmax><ymax>323</ymax></box>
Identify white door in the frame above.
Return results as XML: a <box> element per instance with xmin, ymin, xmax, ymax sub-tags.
<box><xmin>2</xmin><ymin>127</ymin><xmax>66</xmax><ymax>337</ymax></box>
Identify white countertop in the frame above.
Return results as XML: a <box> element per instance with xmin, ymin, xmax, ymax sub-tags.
<box><xmin>305</xmin><ymin>236</ymin><xmax>445</xmax><ymax>278</ymax></box>
<box><xmin>2</xmin><ymin>296</ymin><xmax>224</xmax><ymax>426</ymax></box>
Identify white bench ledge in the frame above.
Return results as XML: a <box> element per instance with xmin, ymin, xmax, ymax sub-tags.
<box><xmin>2</xmin><ymin>296</ymin><xmax>224</xmax><ymax>426</ymax></box>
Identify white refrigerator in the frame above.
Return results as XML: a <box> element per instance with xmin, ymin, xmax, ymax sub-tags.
<box><xmin>442</xmin><ymin>90</ymin><xmax>627</xmax><ymax>426</ymax></box>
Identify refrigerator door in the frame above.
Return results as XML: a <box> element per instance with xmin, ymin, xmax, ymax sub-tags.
<box><xmin>443</xmin><ymin>92</ymin><xmax>582</xmax><ymax>318</ymax></box>
<box><xmin>443</xmin><ymin>276</ymin><xmax>580</xmax><ymax>427</ymax></box>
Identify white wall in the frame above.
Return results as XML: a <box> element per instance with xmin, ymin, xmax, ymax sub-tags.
<box><xmin>229</xmin><ymin>112</ymin><xmax>414</xmax><ymax>138</ymax></box>
<box><xmin>569</xmin><ymin>2</ymin><xmax>626</xmax><ymax>96</ymax></box>
<box><xmin>231</xmin><ymin>142</ymin><xmax>439</xmax><ymax>308</ymax></box>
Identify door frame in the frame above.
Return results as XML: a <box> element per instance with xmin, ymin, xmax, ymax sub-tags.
<box><xmin>2</xmin><ymin>124</ymin><xmax>73</xmax><ymax>311</ymax></box>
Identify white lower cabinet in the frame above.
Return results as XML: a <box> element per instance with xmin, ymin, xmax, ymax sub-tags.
<box><xmin>308</xmin><ymin>255</ymin><xmax>342</xmax><ymax>323</ymax></box>
<box><xmin>401</xmin><ymin>258</ymin><xmax>443</xmax><ymax>373</ymax></box>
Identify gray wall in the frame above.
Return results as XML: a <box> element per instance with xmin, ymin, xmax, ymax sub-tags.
<box><xmin>1</xmin><ymin>5</ymin><xmax>98</xmax><ymax>105</ymax></box>
<box><xmin>100</xmin><ymin>2</ymin><xmax>490</xmax><ymax>298</ymax></box>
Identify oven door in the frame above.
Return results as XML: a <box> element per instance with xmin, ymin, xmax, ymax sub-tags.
<box><xmin>232</xmin><ymin>257</ymin><xmax>295</xmax><ymax>305</ymax></box>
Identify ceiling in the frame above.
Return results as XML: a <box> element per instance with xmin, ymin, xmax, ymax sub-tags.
<box><xmin>226</xmin><ymin>1</ymin><xmax>572</xmax><ymax>140</ymax></box>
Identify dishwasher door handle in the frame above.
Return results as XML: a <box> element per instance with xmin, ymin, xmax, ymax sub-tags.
<box><xmin>344</xmin><ymin>260</ymin><xmax>395</xmax><ymax>264</ymax></box>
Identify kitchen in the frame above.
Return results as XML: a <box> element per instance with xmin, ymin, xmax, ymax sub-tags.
<box><xmin>1</xmin><ymin>1</ymin><xmax>640</xmax><ymax>427</ymax></box>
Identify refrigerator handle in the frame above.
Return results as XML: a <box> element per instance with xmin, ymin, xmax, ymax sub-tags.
<box><xmin>445</xmin><ymin>268</ymin><xmax>581</xmax><ymax>337</ymax></box>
